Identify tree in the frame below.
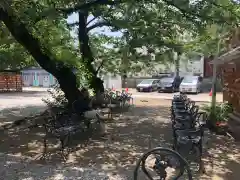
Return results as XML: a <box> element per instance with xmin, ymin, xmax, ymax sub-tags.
<box><xmin>89</xmin><ymin>34</ymin><xmax>121</xmax><ymax>74</ymax></box>
<box><xmin>0</xmin><ymin>2</ymin><xmax>82</xmax><ymax>105</ymax></box>
<box><xmin>183</xmin><ymin>0</ymin><xmax>240</xmax><ymax>56</ymax></box>
<box><xmin>0</xmin><ymin>23</ymin><xmax>36</xmax><ymax>69</ymax></box>
<box><xmin>91</xmin><ymin>0</ymin><xmax>239</xmax><ymax>76</ymax></box>
<box><xmin>1</xmin><ymin>0</ymin><xmax>239</xmax><ymax>105</ymax></box>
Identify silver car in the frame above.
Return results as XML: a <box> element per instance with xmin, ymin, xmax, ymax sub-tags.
<box><xmin>136</xmin><ymin>79</ymin><xmax>160</xmax><ymax>92</ymax></box>
<box><xmin>179</xmin><ymin>76</ymin><xmax>202</xmax><ymax>94</ymax></box>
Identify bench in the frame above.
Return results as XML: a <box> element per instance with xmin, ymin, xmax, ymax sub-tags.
<box><xmin>41</xmin><ymin>106</ymin><xmax>104</xmax><ymax>160</ymax></box>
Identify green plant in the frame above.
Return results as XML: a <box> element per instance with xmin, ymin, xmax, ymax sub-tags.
<box><xmin>42</xmin><ymin>82</ymin><xmax>95</xmax><ymax>108</ymax></box>
<box><xmin>42</xmin><ymin>84</ymin><xmax>68</xmax><ymax>108</ymax></box>
<box><xmin>201</xmin><ymin>102</ymin><xmax>233</xmax><ymax>123</ymax></box>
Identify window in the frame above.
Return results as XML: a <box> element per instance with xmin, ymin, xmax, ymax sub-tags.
<box><xmin>161</xmin><ymin>78</ymin><xmax>174</xmax><ymax>83</ymax></box>
<box><xmin>182</xmin><ymin>76</ymin><xmax>198</xmax><ymax>83</ymax></box>
<box><xmin>140</xmin><ymin>79</ymin><xmax>154</xmax><ymax>84</ymax></box>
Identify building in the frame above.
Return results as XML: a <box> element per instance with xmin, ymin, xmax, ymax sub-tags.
<box><xmin>21</xmin><ymin>67</ymin><xmax>57</xmax><ymax>87</ymax></box>
<box><xmin>103</xmin><ymin>74</ymin><xmax>122</xmax><ymax>89</ymax></box>
<box><xmin>0</xmin><ymin>69</ymin><xmax>22</xmax><ymax>92</ymax></box>
<box><xmin>187</xmin><ymin>56</ymin><xmax>204</xmax><ymax>75</ymax></box>
<box><xmin>215</xmin><ymin>28</ymin><xmax>240</xmax><ymax>140</ymax></box>
<box><xmin>22</xmin><ymin>67</ymin><xmax>122</xmax><ymax>89</ymax></box>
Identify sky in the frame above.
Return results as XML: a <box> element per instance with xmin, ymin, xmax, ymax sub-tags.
<box><xmin>67</xmin><ymin>13</ymin><xmax>122</xmax><ymax>39</ymax></box>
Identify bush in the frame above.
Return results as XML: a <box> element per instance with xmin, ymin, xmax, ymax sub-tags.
<box><xmin>42</xmin><ymin>84</ymin><xmax>68</xmax><ymax>108</ymax></box>
<box><xmin>42</xmin><ymin>83</ymin><xmax>95</xmax><ymax>108</ymax></box>
<box><xmin>201</xmin><ymin>102</ymin><xmax>233</xmax><ymax>123</ymax></box>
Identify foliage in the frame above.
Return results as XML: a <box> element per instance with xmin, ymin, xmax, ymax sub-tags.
<box><xmin>34</xmin><ymin>20</ymin><xmax>80</xmax><ymax>66</ymax></box>
<box><xmin>0</xmin><ymin>23</ymin><xmax>36</xmax><ymax>69</ymax></box>
<box><xmin>0</xmin><ymin>1</ymin><xmax>82</xmax><ymax>69</ymax></box>
<box><xmin>201</xmin><ymin>102</ymin><xmax>233</xmax><ymax>123</ymax></box>
<box><xmin>85</xmin><ymin>0</ymin><xmax>240</xmax><ymax>74</ymax></box>
<box><xmin>42</xmin><ymin>83</ymin><xmax>95</xmax><ymax>108</ymax></box>
<box><xmin>1</xmin><ymin>0</ymin><xmax>239</xmax><ymax>71</ymax></box>
<box><xmin>184</xmin><ymin>0</ymin><xmax>240</xmax><ymax>56</ymax></box>
<box><xmin>89</xmin><ymin>33</ymin><xmax>121</xmax><ymax>74</ymax></box>
<box><xmin>42</xmin><ymin>84</ymin><xmax>68</xmax><ymax>108</ymax></box>
<box><xmin>184</xmin><ymin>25</ymin><xmax>227</xmax><ymax>56</ymax></box>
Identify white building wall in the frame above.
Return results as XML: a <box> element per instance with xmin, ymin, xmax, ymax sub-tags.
<box><xmin>103</xmin><ymin>74</ymin><xmax>122</xmax><ymax>89</ymax></box>
<box><xmin>187</xmin><ymin>56</ymin><xmax>204</xmax><ymax>75</ymax></box>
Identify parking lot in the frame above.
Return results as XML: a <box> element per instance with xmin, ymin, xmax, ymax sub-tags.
<box><xmin>0</xmin><ymin>89</ymin><xmax>236</xmax><ymax>180</ymax></box>
<box><xmin>0</xmin><ymin>90</ymin><xmax>47</xmax><ymax>109</ymax></box>
<box><xmin>127</xmin><ymin>88</ymin><xmax>223</xmax><ymax>102</ymax></box>
<box><xmin>0</xmin><ymin>87</ymin><xmax>223</xmax><ymax>110</ymax></box>
<box><xmin>0</xmin><ymin>87</ymin><xmax>222</xmax><ymax>127</ymax></box>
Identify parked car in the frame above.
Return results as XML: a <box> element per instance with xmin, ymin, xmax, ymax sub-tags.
<box><xmin>158</xmin><ymin>76</ymin><xmax>182</xmax><ymax>93</ymax></box>
<box><xmin>179</xmin><ymin>76</ymin><xmax>202</xmax><ymax>94</ymax></box>
<box><xmin>136</xmin><ymin>79</ymin><xmax>160</xmax><ymax>92</ymax></box>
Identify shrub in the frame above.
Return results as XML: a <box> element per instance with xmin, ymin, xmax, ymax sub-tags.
<box><xmin>42</xmin><ymin>83</ymin><xmax>95</xmax><ymax>108</ymax></box>
<box><xmin>42</xmin><ymin>83</ymin><xmax>68</xmax><ymax>108</ymax></box>
<box><xmin>201</xmin><ymin>102</ymin><xmax>233</xmax><ymax>123</ymax></box>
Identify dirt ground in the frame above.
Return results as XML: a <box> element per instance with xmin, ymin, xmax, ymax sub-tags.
<box><xmin>0</xmin><ymin>98</ymin><xmax>239</xmax><ymax>179</ymax></box>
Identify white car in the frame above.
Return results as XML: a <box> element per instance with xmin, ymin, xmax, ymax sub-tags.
<box><xmin>179</xmin><ymin>76</ymin><xmax>202</xmax><ymax>94</ymax></box>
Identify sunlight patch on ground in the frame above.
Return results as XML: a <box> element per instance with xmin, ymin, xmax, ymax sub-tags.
<box><xmin>0</xmin><ymin>99</ymin><xmax>239</xmax><ymax>179</ymax></box>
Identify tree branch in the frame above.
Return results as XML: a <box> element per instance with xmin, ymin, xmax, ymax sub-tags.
<box><xmin>58</xmin><ymin>0</ymin><xmax>120</xmax><ymax>15</ymax></box>
<box><xmin>162</xmin><ymin>0</ymin><xmax>231</xmax><ymax>25</ymax></box>
<box><xmin>87</xmin><ymin>16</ymin><xmax>98</xmax><ymax>25</ymax></box>
<box><xmin>207</xmin><ymin>0</ymin><xmax>240</xmax><ymax>20</ymax></box>
<box><xmin>87</xmin><ymin>20</ymin><xmax>112</xmax><ymax>32</ymax></box>
<box><xmin>0</xmin><ymin>8</ymin><xmax>52</xmax><ymax>69</ymax></box>
<box><xmin>96</xmin><ymin>59</ymin><xmax>105</xmax><ymax>73</ymax></box>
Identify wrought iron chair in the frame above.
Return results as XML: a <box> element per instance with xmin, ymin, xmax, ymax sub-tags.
<box><xmin>134</xmin><ymin>147</ymin><xmax>193</xmax><ymax>180</ymax></box>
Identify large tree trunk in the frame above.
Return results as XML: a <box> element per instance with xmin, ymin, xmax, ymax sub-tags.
<box><xmin>78</xmin><ymin>12</ymin><xmax>104</xmax><ymax>93</ymax></box>
<box><xmin>0</xmin><ymin>7</ymin><xmax>80</xmax><ymax>105</ymax></box>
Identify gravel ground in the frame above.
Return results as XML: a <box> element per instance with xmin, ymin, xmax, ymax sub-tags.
<box><xmin>0</xmin><ymin>153</ymin><xmax>130</xmax><ymax>180</ymax></box>
<box><xmin>0</xmin><ymin>98</ymin><xmax>239</xmax><ymax>180</ymax></box>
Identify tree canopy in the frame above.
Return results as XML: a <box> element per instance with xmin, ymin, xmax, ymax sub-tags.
<box><xmin>1</xmin><ymin>0</ymin><xmax>239</xmax><ymax>68</ymax></box>
<box><xmin>0</xmin><ymin>0</ymin><xmax>240</xmax><ymax>102</ymax></box>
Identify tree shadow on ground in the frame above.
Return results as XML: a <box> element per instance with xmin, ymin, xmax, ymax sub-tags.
<box><xmin>0</xmin><ymin>102</ymin><xmax>173</xmax><ymax>179</ymax></box>
<box><xmin>0</xmin><ymin>105</ymin><xmax>47</xmax><ymax>128</ymax></box>
<box><xmin>0</xmin><ymin>99</ymin><xmax>239</xmax><ymax>179</ymax></box>
<box><xmin>201</xmin><ymin>134</ymin><xmax>240</xmax><ymax>180</ymax></box>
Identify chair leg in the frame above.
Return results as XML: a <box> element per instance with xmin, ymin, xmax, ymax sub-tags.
<box><xmin>60</xmin><ymin>139</ymin><xmax>64</xmax><ymax>153</ymax></box>
<box><xmin>108</xmin><ymin>108</ymin><xmax>112</xmax><ymax>119</ymax></box>
<box><xmin>173</xmin><ymin>136</ymin><xmax>177</xmax><ymax>150</ymax></box>
<box><xmin>43</xmin><ymin>136</ymin><xmax>47</xmax><ymax>154</ymax></box>
<box><xmin>40</xmin><ymin>135</ymin><xmax>48</xmax><ymax>160</ymax></box>
<box><xmin>60</xmin><ymin>136</ymin><xmax>69</xmax><ymax>161</ymax></box>
<box><xmin>198</xmin><ymin>142</ymin><xmax>205</xmax><ymax>173</ymax></box>
<box><xmin>84</xmin><ymin>119</ymin><xmax>91</xmax><ymax>129</ymax></box>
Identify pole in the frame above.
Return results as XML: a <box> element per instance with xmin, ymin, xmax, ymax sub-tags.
<box><xmin>122</xmin><ymin>34</ymin><xmax>129</xmax><ymax>88</ymax></box>
<box><xmin>175</xmin><ymin>51</ymin><xmax>180</xmax><ymax>77</ymax></box>
<box><xmin>210</xmin><ymin>39</ymin><xmax>222</xmax><ymax>120</ymax></box>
